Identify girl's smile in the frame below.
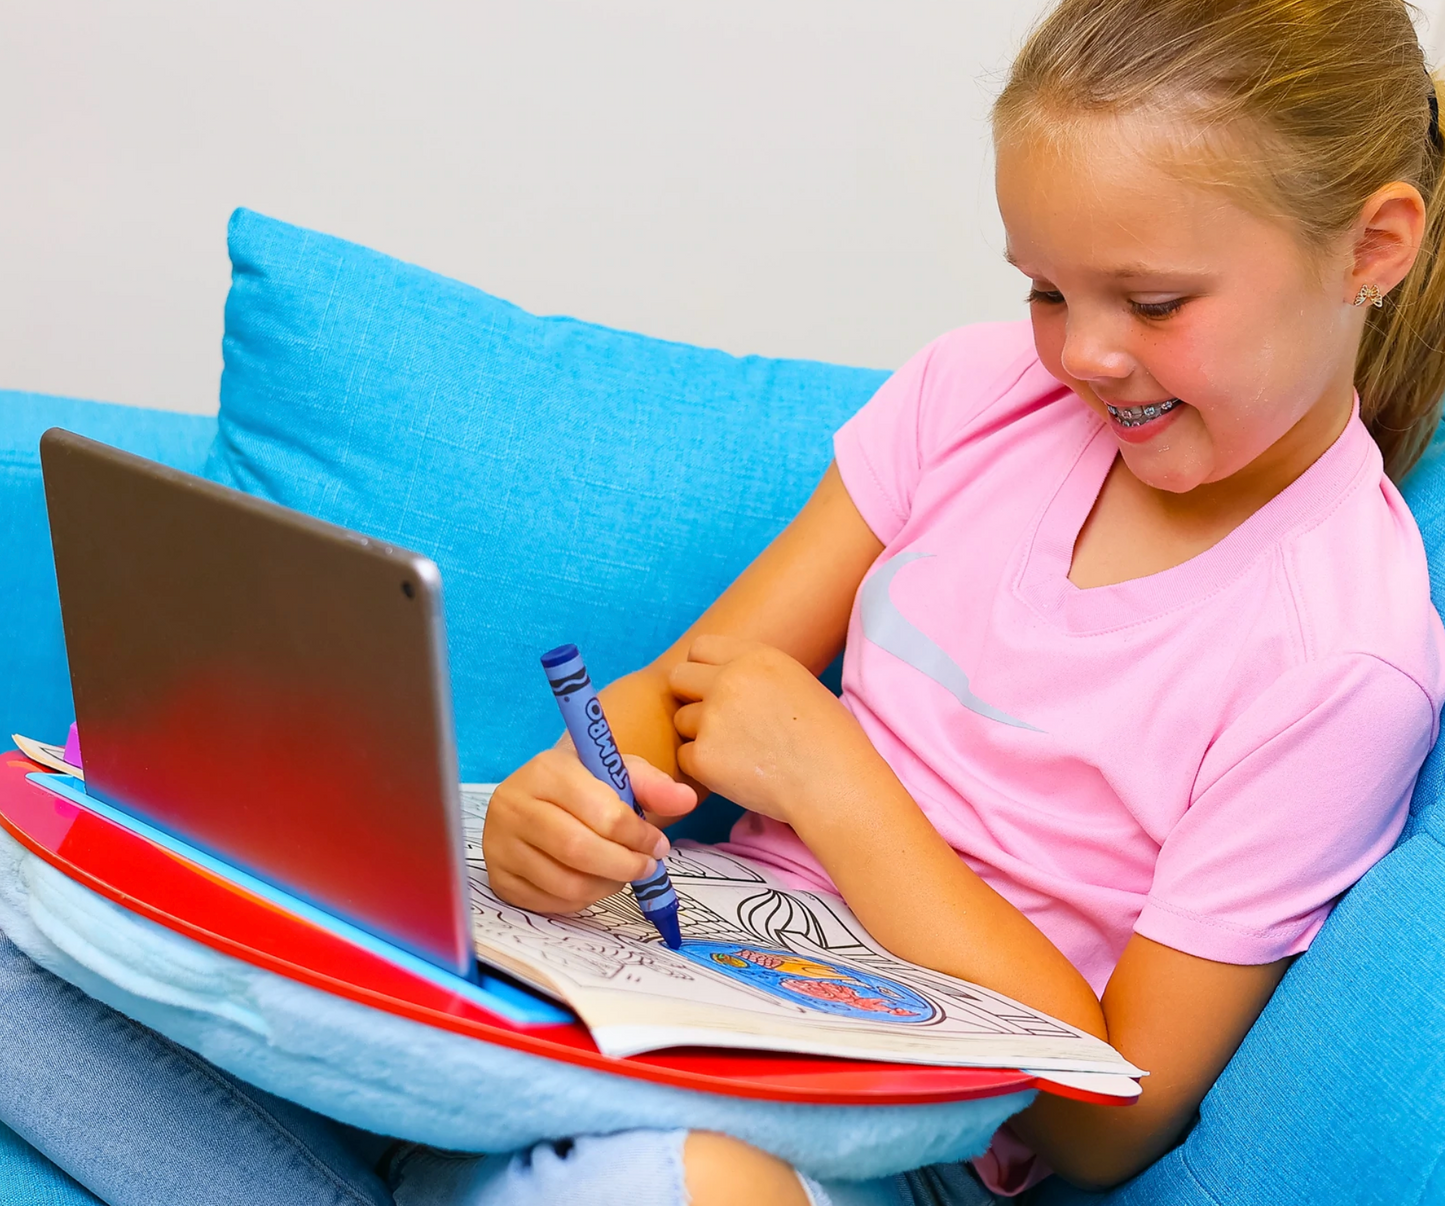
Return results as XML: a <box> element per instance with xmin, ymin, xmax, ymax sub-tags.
<box><xmin>1101</xmin><ymin>397</ymin><xmax>1182</xmax><ymax>440</ymax></box>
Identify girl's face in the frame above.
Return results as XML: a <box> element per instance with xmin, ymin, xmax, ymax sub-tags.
<box><xmin>995</xmin><ymin>116</ymin><xmax>1363</xmax><ymax>495</ymax></box>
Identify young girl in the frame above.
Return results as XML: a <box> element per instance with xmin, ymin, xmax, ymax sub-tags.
<box><xmin>478</xmin><ymin>0</ymin><xmax>1445</xmax><ymax>1200</ymax></box>
<box><xmin>3</xmin><ymin>1</ymin><xmax>1444</xmax><ymax>1204</ymax></box>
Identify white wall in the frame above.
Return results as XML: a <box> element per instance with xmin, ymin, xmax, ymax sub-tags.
<box><xmin>4</xmin><ymin>1</ymin><xmax>1443</xmax><ymax>416</ymax></box>
<box><xmin>0</xmin><ymin>1</ymin><xmax>1055</xmax><ymax>414</ymax></box>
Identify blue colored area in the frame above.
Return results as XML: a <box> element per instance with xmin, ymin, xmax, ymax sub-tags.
<box><xmin>679</xmin><ymin>941</ymin><xmax>937</xmax><ymax>1023</ymax></box>
<box><xmin>0</xmin><ymin>1120</ymin><xmax>102</xmax><ymax>1205</ymax></box>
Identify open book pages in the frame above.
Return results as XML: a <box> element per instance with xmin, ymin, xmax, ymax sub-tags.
<box><xmin>11</xmin><ymin>734</ymin><xmax>82</xmax><ymax>780</ymax></box>
<box><xmin>459</xmin><ymin>788</ymin><xmax>1142</xmax><ymax>1087</ymax></box>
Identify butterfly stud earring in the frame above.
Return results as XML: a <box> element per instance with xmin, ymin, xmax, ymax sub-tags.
<box><xmin>1353</xmin><ymin>283</ymin><xmax>1385</xmax><ymax>308</ymax></box>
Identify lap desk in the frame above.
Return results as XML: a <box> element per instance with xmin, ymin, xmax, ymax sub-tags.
<box><xmin>0</xmin><ymin>755</ymin><xmax>1055</xmax><ymax>1109</ymax></box>
<box><xmin>2</xmin><ymin>210</ymin><xmax>1445</xmax><ymax>1203</ymax></box>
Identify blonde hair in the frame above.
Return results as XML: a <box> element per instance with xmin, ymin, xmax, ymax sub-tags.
<box><xmin>994</xmin><ymin>0</ymin><xmax>1445</xmax><ymax>480</ymax></box>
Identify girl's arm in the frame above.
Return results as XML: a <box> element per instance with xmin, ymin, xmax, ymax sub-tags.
<box><xmin>669</xmin><ymin>640</ymin><xmax>1290</xmax><ymax>1187</ymax></box>
<box><xmin>482</xmin><ymin>463</ymin><xmax>883</xmax><ymax>914</ymax></box>
<box><xmin>586</xmin><ymin>461</ymin><xmax>882</xmax><ymax>783</ymax></box>
<box><xmin>1010</xmin><ymin>938</ymin><xmax>1289</xmax><ymax>1188</ymax></box>
<box><xmin>818</xmin><ymin>773</ymin><xmax>1289</xmax><ymax>1185</ymax></box>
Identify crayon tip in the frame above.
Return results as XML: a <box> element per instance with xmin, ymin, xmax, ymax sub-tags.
<box><xmin>654</xmin><ymin>908</ymin><xmax>682</xmax><ymax>950</ymax></box>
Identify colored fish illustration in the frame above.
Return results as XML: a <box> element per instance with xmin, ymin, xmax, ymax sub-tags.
<box><xmin>679</xmin><ymin>940</ymin><xmax>938</xmax><ymax>1024</ymax></box>
<box><xmin>779</xmin><ymin>978</ymin><xmax>919</xmax><ymax>1016</ymax></box>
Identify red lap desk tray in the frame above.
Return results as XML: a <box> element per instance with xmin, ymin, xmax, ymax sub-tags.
<box><xmin>0</xmin><ymin>751</ymin><xmax>1101</xmax><ymax>1107</ymax></box>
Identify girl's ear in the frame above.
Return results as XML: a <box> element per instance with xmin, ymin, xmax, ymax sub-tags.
<box><xmin>1347</xmin><ymin>182</ymin><xmax>1428</xmax><ymax>302</ymax></box>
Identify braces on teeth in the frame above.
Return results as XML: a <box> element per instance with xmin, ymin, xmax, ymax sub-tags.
<box><xmin>1105</xmin><ymin>398</ymin><xmax>1179</xmax><ymax>428</ymax></box>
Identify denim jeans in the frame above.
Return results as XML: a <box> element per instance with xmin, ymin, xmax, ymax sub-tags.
<box><xmin>0</xmin><ymin>933</ymin><xmax>395</xmax><ymax>1206</ymax></box>
<box><xmin>0</xmin><ymin>933</ymin><xmax>716</xmax><ymax>1205</ymax></box>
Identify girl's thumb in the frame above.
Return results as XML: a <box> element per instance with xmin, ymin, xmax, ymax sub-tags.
<box><xmin>624</xmin><ymin>753</ymin><xmax>698</xmax><ymax>817</ymax></box>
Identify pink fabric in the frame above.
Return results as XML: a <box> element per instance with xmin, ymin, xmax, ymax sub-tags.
<box><xmin>971</xmin><ymin>1125</ymin><xmax>1051</xmax><ymax>1196</ymax></box>
<box><xmin>726</xmin><ymin>319</ymin><xmax>1443</xmax><ymax>984</ymax></box>
<box><xmin>719</xmin><ymin>320</ymin><xmax>1445</xmax><ymax>1190</ymax></box>
<box><xmin>63</xmin><ymin>722</ymin><xmax>82</xmax><ymax>770</ymax></box>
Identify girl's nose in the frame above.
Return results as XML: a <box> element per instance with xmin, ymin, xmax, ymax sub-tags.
<box><xmin>1059</xmin><ymin>312</ymin><xmax>1133</xmax><ymax>384</ymax></box>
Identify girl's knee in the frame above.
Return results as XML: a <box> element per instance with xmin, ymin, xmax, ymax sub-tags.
<box><xmin>683</xmin><ymin>1132</ymin><xmax>809</xmax><ymax>1206</ymax></box>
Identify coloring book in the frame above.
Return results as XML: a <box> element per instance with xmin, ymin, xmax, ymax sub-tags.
<box><xmin>460</xmin><ymin>789</ymin><xmax>1142</xmax><ymax>1087</ymax></box>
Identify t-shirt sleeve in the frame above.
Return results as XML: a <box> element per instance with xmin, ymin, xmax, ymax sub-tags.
<box><xmin>1134</xmin><ymin>653</ymin><xmax>1436</xmax><ymax>964</ymax></box>
<box><xmin>832</xmin><ymin>323</ymin><xmax>1036</xmax><ymax>544</ymax></box>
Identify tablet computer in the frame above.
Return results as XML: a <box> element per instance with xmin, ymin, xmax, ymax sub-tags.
<box><xmin>41</xmin><ymin>428</ymin><xmax>476</xmax><ymax>978</ymax></box>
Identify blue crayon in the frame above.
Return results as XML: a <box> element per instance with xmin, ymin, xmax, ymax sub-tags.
<box><xmin>541</xmin><ymin>644</ymin><xmax>683</xmax><ymax>949</ymax></box>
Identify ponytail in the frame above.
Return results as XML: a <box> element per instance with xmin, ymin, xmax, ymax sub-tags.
<box><xmin>1357</xmin><ymin>75</ymin><xmax>1445</xmax><ymax>479</ymax></box>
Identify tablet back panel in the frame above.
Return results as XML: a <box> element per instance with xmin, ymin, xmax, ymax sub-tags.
<box><xmin>40</xmin><ymin>428</ymin><xmax>474</xmax><ymax>977</ymax></box>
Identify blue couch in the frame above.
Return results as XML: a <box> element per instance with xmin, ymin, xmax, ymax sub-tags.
<box><xmin>3</xmin><ymin>211</ymin><xmax>1444</xmax><ymax>1204</ymax></box>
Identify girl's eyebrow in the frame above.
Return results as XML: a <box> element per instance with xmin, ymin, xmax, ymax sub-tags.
<box><xmin>1004</xmin><ymin>248</ymin><xmax>1210</xmax><ymax>282</ymax></box>
<box><xmin>1103</xmin><ymin>261</ymin><xmax>1210</xmax><ymax>280</ymax></box>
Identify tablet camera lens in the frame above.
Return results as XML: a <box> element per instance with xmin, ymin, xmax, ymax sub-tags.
<box><xmin>401</xmin><ymin>581</ymin><xmax>415</xmax><ymax>599</ymax></box>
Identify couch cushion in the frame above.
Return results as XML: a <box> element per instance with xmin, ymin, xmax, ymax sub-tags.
<box><xmin>206</xmin><ymin>209</ymin><xmax>888</xmax><ymax>781</ymax></box>
<box><xmin>1399</xmin><ymin>423</ymin><xmax>1445</xmax><ymax>606</ymax></box>
<box><xmin>0</xmin><ymin>1120</ymin><xmax>103</xmax><ymax>1205</ymax></box>
<box><xmin>1158</xmin><ymin>829</ymin><xmax>1445</xmax><ymax>1205</ymax></box>
<box><xmin>1399</xmin><ymin>427</ymin><xmax>1445</xmax><ymax>840</ymax></box>
<box><xmin>0</xmin><ymin>393</ymin><xmax>216</xmax><ymax>746</ymax></box>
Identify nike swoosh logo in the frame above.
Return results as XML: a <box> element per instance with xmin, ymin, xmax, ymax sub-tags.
<box><xmin>859</xmin><ymin>552</ymin><xmax>1043</xmax><ymax>732</ymax></box>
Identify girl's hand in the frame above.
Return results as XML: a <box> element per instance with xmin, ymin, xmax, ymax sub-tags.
<box><xmin>668</xmin><ymin>635</ymin><xmax>871</xmax><ymax>824</ymax></box>
<box><xmin>484</xmin><ymin>748</ymin><xmax>697</xmax><ymax>913</ymax></box>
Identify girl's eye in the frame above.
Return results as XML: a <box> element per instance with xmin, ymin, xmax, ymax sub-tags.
<box><xmin>1130</xmin><ymin>297</ymin><xmax>1187</xmax><ymax>320</ymax></box>
<box><xmin>1026</xmin><ymin>287</ymin><xmax>1065</xmax><ymax>306</ymax></box>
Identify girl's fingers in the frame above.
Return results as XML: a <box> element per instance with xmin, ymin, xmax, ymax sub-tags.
<box><xmin>537</xmin><ymin>751</ymin><xmax>671</xmax><ymax>858</ymax></box>
<box><xmin>496</xmin><ymin>838</ymin><xmax>626</xmax><ymax>913</ymax></box>
<box><xmin>668</xmin><ymin>660</ymin><xmax>717</xmax><ymax>701</ymax></box>
<box><xmin>673</xmin><ymin>701</ymin><xmax>702</xmax><ymax>740</ymax></box>
<box><xmin>525</xmin><ymin>801</ymin><xmax>661</xmax><ymax>885</ymax></box>
<box><xmin>626</xmin><ymin>753</ymin><xmax>698</xmax><ymax>818</ymax></box>
<box><xmin>488</xmin><ymin>861</ymin><xmax>590</xmax><ymax>915</ymax></box>
<box><xmin>676</xmin><ymin>740</ymin><xmax>699</xmax><ymax>784</ymax></box>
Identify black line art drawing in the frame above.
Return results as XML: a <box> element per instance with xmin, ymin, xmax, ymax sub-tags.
<box><xmin>455</xmin><ymin>785</ymin><xmax>1134</xmax><ymax>1075</ymax></box>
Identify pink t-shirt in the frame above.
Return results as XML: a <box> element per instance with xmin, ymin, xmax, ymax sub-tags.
<box><xmin>723</xmin><ymin>320</ymin><xmax>1445</xmax><ymax>998</ymax></box>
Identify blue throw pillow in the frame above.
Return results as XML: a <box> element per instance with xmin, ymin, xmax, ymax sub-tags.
<box><xmin>206</xmin><ymin>209</ymin><xmax>888</xmax><ymax>781</ymax></box>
